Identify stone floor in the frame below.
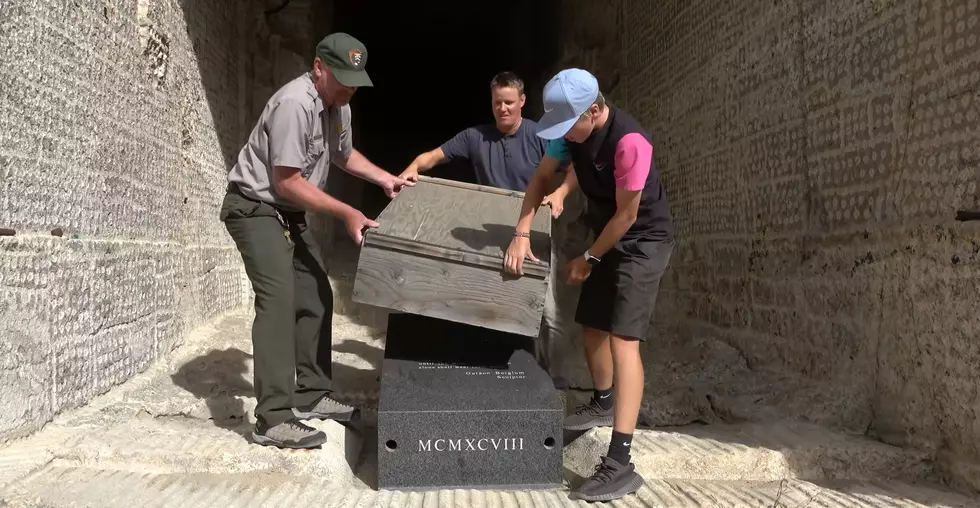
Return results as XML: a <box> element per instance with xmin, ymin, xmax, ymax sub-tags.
<box><xmin>0</xmin><ymin>311</ymin><xmax>978</xmax><ymax>507</ymax></box>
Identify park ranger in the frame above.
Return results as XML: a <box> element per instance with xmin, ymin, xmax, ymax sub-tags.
<box><xmin>221</xmin><ymin>32</ymin><xmax>413</xmax><ymax>449</ymax></box>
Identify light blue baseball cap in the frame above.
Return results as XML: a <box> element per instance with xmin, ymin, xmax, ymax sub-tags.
<box><xmin>536</xmin><ymin>68</ymin><xmax>600</xmax><ymax>140</ymax></box>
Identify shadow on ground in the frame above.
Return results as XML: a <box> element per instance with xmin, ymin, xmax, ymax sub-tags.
<box><xmin>170</xmin><ymin>343</ymin><xmax>380</xmax><ymax>424</ymax></box>
<box><xmin>168</xmin><ymin>341</ymin><xmax>379</xmax><ymax>478</ymax></box>
<box><xmin>350</xmin><ymin>418</ymin><xmax>380</xmax><ymax>490</ymax></box>
<box><xmin>170</xmin><ymin>348</ymin><xmax>253</xmax><ymax>430</ymax></box>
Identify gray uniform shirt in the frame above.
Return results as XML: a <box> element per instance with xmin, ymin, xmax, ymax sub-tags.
<box><xmin>228</xmin><ymin>73</ymin><xmax>352</xmax><ymax>212</ymax></box>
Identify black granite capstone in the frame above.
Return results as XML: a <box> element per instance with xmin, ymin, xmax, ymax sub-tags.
<box><xmin>377</xmin><ymin>313</ymin><xmax>564</xmax><ymax>490</ymax></box>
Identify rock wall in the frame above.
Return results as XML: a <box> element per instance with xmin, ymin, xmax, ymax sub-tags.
<box><xmin>0</xmin><ymin>0</ymin><xmax>259</xmax><ymax>442</ymax></box>
<box><xmin>553</xmin><ymin>0</ymin><xmax>980</xmax><ymax>492</ymax></box>
<box><xmin>4</xmin><ymin>0</ymin><xmax>978</xmax><ymax>492</ymax></box>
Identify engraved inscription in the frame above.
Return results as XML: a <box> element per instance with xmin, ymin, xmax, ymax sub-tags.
<box><xmin>417</xmin><ymin>437</ymin><xmax>526</xmax><ymax>452</ymax></box>
<box><xmin>415</xmin><ymin>362</ymin><xmax>527</xmax><ymax>380</ymax></box>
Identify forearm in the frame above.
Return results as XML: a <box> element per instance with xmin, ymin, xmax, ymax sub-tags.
<box><xmin>516</xmin><ymin>156</ymin><xmax>562</xmax><ymax>231</ymax></box>
<box><xmin>588</xmin><ymin>212</ymin><xmax>636</xmax><ymax>258</ymax></box>
<box><xmin>411</xmin><ymin>148</ymin><xmax>447</xmax><ymax>172</ymax></box>
<box><xmin>515</xmin><ymin>173</ymin><xmax>550</xmax><ymax>232</ymax></box>
<box><xmin>552</xmin><ymin>167</ymin><xmax>578</xmax><ymax>197</ymax></box>
<box><xmin>337</xmin><ymin>149</ymin><xmax>390</xmax><ymax>187</ymax></box>
<box><xmin>275</xmin><ymin>173</ymin><xmax>356</xmax><ymax>218</ymax></box>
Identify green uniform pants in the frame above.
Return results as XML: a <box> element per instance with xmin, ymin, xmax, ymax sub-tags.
<box><xmin>220</xmin><ymin>189</ymin><xmax>333</xmax><ymax>427</ymax></box>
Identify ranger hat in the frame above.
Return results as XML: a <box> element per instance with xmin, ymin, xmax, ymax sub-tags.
<box><xmin>316</xmin><ymin>32</ymin><xmax>373</xmax><ymax>87</ymax></box>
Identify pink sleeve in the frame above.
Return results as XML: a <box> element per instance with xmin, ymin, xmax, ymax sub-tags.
<box><xmin>613</xmin><ymin>133</ymin><xmax>652</xmax><ymax>191</ymax></box>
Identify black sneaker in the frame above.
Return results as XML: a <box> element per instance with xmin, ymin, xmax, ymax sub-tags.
<box><xmin>251</xmin><ymin>419</ymin><xmax>327</xmax><ymax>449</ymax></box>
<box><xmin>563</xmin><ymin>398</ymin><xmax>613</xmax><ymax>430</ymax></box>
<box><xmin>292</xmin><ymin>394</ymin><xmax>360</xmax><ymax>421</ymax></box>
<box><xmin>570</xmin><ymin>455</ymin><xmax>644</xmax><ymax>502</ymax></box>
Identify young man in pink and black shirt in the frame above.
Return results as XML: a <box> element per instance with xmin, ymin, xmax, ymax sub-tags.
<box><xmin>504</xmin><ymin>68</ymin><xmax>675</xmax><ymax>502</ymax></box>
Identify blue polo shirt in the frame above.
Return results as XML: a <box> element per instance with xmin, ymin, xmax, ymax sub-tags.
<box><xmin>439</xmin><ymin>119</ymin><xmax>548</xmax><ymax>192</ymax></box>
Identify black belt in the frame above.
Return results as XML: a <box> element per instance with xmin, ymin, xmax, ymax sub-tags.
<box><xmin>226</xmin><ymin>182</ymin><xmax>305</xmax><ymax>230</ymax></box>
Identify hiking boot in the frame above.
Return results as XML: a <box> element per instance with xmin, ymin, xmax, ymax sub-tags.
<box><xmin>563</xmin><ymin>398</ymin><xmax>613</xmax><ymax>430</ymax></box>
<box><xmin>570</xmin><ymin>455</ymin><xmax>644</xmax><ymax>502</ymax></box>
<box><xmin>251</xmin><ymin>419</ymin><xmax>327</xmax><ymax>449</ymax></box>
<box><xmin>292</xmin><ymin>394</ymin><xmax>360</xmax><ymax>421</ymax></box>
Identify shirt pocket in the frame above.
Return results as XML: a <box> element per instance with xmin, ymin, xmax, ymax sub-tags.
<box><xmin>305</xmin><ymin>114</ymin><xmax>326</xmax><ymax>168</ymax></box>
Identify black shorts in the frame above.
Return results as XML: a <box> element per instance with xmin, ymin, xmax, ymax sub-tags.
<box><xmin>574</xmin><ymin>238</ymin><xmax>674</xmax><ymax>341</ymax></box>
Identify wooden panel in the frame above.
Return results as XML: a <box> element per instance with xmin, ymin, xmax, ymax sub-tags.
<box><xmin>352</xmin><ymin>176</ymin><xmax>553</xmax><ymax>336</ymax></box>
<box><xmin>370</xmin><ymin>176</ymin><xmax>552</xmax><ymax>264</ymax></box>
<box><xmin>364</xmin><ymin>231</ymin><xmax>550</xmax><ymax>279</ymax></box>
<box><xmin>353</xmin><ymin>247</ymin><xmax>547</xmax><ymax>337</ymax></box>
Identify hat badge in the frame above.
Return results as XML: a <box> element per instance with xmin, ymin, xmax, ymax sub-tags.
<box><xmin>348</xmin><ymin>48</ymin><xmax>363</xmax><ymax>67</ymax></box>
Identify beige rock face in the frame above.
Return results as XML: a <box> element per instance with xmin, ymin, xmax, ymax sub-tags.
<box><xmin>4</xmin><ymin>0</ymin><xmax>980</xmax><ymax>498</ymax></box>
<box><xmin>0</xmin><ymin>0</ymin><xmax>337</xmax><ymax>448</ymax></box>
<box><xmin>0</xmin><ymin>0</ymin><xmax>258</xmax><ymax>443</ymax></box>
<box><xmin>549</xmin><ymin>0</ymin><xmax>980</xmax><ymax>494</ymax></box>
<box><xmin>1</xmin><ymin>313</ymin><xmax>976</xmax><ymax>508</ymax></box>
<box><xmin>0</xmin><ymin>313</ymin><xmax>367</xmax><ymax>494</ymax></box>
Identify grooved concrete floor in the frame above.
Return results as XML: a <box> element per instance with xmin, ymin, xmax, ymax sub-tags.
<box><xmin>0</xmin><ymin>312</ymin><xmax>976</xmax><ymax>508</ymax></box>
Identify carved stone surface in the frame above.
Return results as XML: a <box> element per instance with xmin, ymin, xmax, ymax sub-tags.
<box><xmin>376</xmin><ymin>313</ymin><xmax>563</xmax><ymax>490</ymax></box>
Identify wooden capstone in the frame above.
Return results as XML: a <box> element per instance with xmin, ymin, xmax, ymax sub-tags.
<box><xmin>352</xmin><ymin>176</ymin><xmax>553</xmax><ymax>337</ymax></box>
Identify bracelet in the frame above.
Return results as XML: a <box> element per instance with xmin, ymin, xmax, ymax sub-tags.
<box><xmin>514</xmin><ymin>231</ymin><xmax>530</xmax><ymax>238</ymax></box>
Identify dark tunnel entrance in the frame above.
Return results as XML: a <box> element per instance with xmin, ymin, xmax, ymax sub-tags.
<box><xmin>330</xmin><ymin>0</ymin><xmax>564</xmax><ymax>218</ymax></box>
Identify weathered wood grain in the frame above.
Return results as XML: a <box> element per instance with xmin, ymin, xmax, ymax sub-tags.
<box><xmin>415</xmin><ymin>175</ymin><xmax>527</xmax><ymax>198</ymax></box>
<box><xmin>352</xmin><ymin>176</ymin><xmax>553</xmax><ymax>336</ymax></box>
<box><xmin>353</xmin><ymin>246</ymin><xmax>547</xmax><ymax>337</ymax></box>
<box><xmin>365</xmin><ymin>231</ymin><xmax>550</xmax><ymax>279</ymax></box>
<box><xmin>371</xmin><ymin>177</ymin><xmax>552</xmax><ymax>263</ymax></box>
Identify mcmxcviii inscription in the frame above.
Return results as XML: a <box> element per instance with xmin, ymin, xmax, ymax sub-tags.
<box><xmin>418</xmin><ymin>437</ymin><xmax>525</xmax><ymax>452</ymax></box>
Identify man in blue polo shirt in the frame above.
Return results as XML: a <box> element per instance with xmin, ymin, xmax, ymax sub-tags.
<box><xmin>399</xmin><ymin>71</ymin><xmax>547</xmax><ymax>192</ymax></box>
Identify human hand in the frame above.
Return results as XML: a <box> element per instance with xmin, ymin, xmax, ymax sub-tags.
<box><xmin>566</xmin><ymin>255</ymin><xmax>592</xmax><ymax>284</ymax></box>
<box><xmin>383</xmin><ymin>173</ymin><xmax>415</xmax><ymax>199</ymax></box>
<box><xmin>344</xmin><ymin>209</ymin><xmax>380</xmax><ymax>246</ymax></box>
<box><xmin>541</xmin><ymin>190</ymin><xmax>567</xmax><ymax>219</ymax></box>
<box><xmin>398</xmin><ymin>164</ymin><xmax>420</xmax><ymax>184</ymax></box>
<box><xmin>503</xmin><ymin>234</ymin><xmax>540</xmax><ymax>276</ymax></box>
